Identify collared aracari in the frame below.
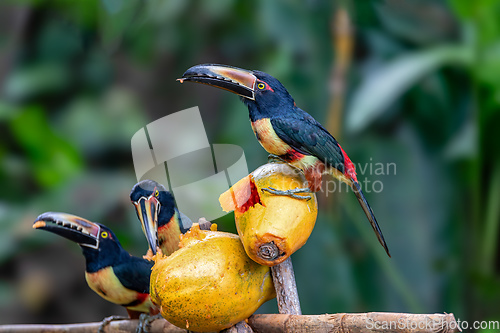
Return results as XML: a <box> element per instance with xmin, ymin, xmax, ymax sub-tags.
<box><xmin>130</xmin><ymin>180</ymin><xmax>192</xmax><ymax>256</ymax></box>
<box><xmin>33</xmin><ymin>212</ymin><xmax>158</xmax><ymax>321</ymax></box>
<box><xmin>179</xmin><ymin>64</ymin><xmax>390</xmax><ymax>257</ymax></box>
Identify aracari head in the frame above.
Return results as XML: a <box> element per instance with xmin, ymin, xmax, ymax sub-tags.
<box><xmin>179</xmin><ymin>64</ymin><xmax>295</xmax><ymax>120</ymax></box>
<box><xmin>130</xmin><ymin>180</ymin><xmax>176</xmax><ymax>254</ymax></box>
<box><xmin>33</xmin><ymin>212</ymin><xmax>123</xmax><ymax>272</ymax></box>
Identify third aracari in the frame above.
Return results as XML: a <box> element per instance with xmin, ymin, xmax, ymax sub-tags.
<box><xmin>33</xmin><ymin>212</ymin><xmax>157</xmax><ymax>321</ymax></box>
<box><xmin>179</xmin><ymin>64</ymin><xmax>390</xmax><ymax>257</ymax></box>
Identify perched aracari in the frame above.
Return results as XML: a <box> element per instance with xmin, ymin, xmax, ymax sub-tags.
<box><xmin>33</xmin><ymin>212</ymin><xmax>157</xmax><ymax>321</ymax></box>
<box><xmin>179</xmin><ymin>64</ymin><xmax>390</xmax><ymax>257</ymax></box>
<box><xmin>130</xmin><ymin>180</ymin><xmax>192</xmax><ymax>256</ymax></box>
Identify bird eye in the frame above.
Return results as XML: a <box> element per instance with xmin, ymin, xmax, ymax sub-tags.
<box><xmin>257</xmin><ymin>82</ymin><xmax>265</xmax><ymax>90</ymax></box>
<box><xmin>101</xmin><ymin>231</ymin><xmax>108</xmax><ymax>238</ymax></box>
<box><xmin>154</xmin><ymin>189</ymin><xmax>159</xmax><ymax>197</ymax></box>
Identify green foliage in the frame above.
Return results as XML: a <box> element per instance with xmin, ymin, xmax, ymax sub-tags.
<box><xmin>9</xmin><ymin>106</ymin><xmax>82</xmax><ymax>187</ymax></box>
<box><xmin>346</xmin><ymin>45</ymin><xmax>472</xmax><ymax>133</ymax></box>
<box><xmin>4</xmin><ymin>64</ymin><xmax>70</xmax><ymax>101</ymax></box>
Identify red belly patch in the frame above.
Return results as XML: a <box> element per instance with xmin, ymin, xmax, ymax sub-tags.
<box><xmin>282</xmin><ymin>149</ymin><xmax>305</xmax><ymax>163</ymax></box>
<box><xmin>303</xmin><ymin>161</ymin><xmax>325</xmax><ymax>192</ymax></box>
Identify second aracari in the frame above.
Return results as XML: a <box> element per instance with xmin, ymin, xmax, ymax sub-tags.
<box><xmin>130</xmin><ymin>180</ymin><xmax>192</xmax><ymax>256</ymax></box>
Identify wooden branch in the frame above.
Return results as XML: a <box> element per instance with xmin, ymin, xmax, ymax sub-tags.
<box><xmin>0</xmin><ymin>318</ymin><xmax>184</xmax><ymax>333</ymax></box>
<box><xmin>271</xmin><ymin>257</ymin><xmax>302</xmax><ymax>315</ymax></box>
<box><xmin>0</xmin><ymin>313</ymin><xmax>460</xmax><ymax>333</ymax></box>
<box><xmin>248</xmin><ymin>313</ymin><xmax>461</xmax><ymax>333</ymax></box>
<box><xmin>221</xmin><ymin>321</ymin><xmax>254</xmax><ymax>333</ymax></box>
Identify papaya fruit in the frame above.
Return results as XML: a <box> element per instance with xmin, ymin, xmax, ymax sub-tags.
<box><xmin>220</xmin><ymin>162</ymin><xmax>318</xmax><ymax>266</ymax></box>
<box><xmin>149</xmin><ymin>224</ymin><xmax>275</xmax><ymax>332</ymax></box>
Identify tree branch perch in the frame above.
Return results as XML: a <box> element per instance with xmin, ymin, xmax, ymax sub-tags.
<box><xmin>270</xmin><ymin>257</ymin><xmax>301</xmax><ymax>315</ymax></box>
<box><xmin>0</xmin><ymin>313</ymin><xmax>460</xmax><ymax>333</ymax></box>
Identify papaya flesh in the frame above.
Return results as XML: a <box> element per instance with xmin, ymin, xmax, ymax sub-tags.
<box><xmin>150</xmin><ymin>224</ymin><xmax>275</xmax><ymax>332</ymax></box>
<box><xmin>220</xmin><ymin>162</ymin><xmax>318</xmax><ymax>266</ymax></box>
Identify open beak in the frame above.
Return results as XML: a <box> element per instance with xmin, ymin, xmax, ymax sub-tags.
<box><xmin>178</xmin><ymin>64</ymin><xmax>257</xmax><ymax>100</ymax></box>
<box><xmin>133</xmin><ymin>195</ymin><xmax>160</xmax><ymax>254</ymax></box>
<box><xmin>33</xmin><ymin>212</ymin><xmax>101</xmax><ymax>249</ymax></box>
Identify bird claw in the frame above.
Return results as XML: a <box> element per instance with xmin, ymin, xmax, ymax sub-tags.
<box><xmin>261</xmin><ymin>187</ymin><xmax>311</xmax><ymax>200</ymax></box>
<box><xmin>136</xmin><ymin>313</ymin><xmax>164</xmax><ymax>333</ymax></box>
<box><xmin>98</xmin><ymin>315</ymin><xmax>128</xmax><ymax>333</ymax></box>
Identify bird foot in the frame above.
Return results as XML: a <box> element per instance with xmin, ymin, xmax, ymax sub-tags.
<box><xmin>261</xmin><ymin>187</ymin><xmax>311</xmax><ymax>200</ymax></box>
<box><xmin>98</xmin><ymin>315</ymin><xmax>128</xmax><ymax>333</ymax></box>
<box><xmin>136</xmin><ymin>313</ymin><xmax>164</xmax><ymax>333</ymax></box>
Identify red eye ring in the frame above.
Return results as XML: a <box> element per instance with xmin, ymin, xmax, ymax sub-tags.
<box><xmin>256</xmin><ymin>81</ymin><xmax>274</xmax><ymax>92</ymax></box>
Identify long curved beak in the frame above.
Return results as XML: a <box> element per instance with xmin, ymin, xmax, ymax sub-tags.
<box><xmin>133</xmin><ymin>196</ymin><xmax>160</xmax><ymax>254</ymax></box>
<box><xmin>178</xmin><ymin>64</ymin><xmax>257</xmax><ymax>100</ymax></box>
<box><xmin>33</xmin><ymin>212</ymin><xmax>101</xmax><ymax>249</ymax></box>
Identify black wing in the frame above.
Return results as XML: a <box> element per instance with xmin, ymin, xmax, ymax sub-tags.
<box><xmin>177</xmin><ymin>209</ymin><xmax>193</xmax><ymax>234</ymax></box>
<box><xmin>113</xmin><ymin>257</ymin><xmax>154</xmax><ymax>294</ymax></box>
<box><xmin>270</xmin><ymin>111</ymin><xmax>345</xmax><ymax>173</ymax></box>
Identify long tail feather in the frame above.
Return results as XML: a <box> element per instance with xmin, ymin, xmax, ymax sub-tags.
<box><xmin>352</xmin><ymin>181</ymin><xmax>391</xmax><ymax>257</ymax></box>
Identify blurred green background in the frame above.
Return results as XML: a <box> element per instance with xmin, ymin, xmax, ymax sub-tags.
<box><xmin>0</xmin><ymin>0</ymin><xmax>499</xmax><ymax>329</ymax></box>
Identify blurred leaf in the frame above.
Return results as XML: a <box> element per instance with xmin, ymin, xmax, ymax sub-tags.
<box><xmin>375</xmin><ymin>0</ymin><xmax>457</xmax><ymax>45</ymax></box>
<box><xmin>81</xmin><ymin>49</ymin><xmax>112</xmax><ymax>90</ymax></box>
<box><xmin>258</xmin><ymin>0</ymin><xmax>312</xmax><ymax>54</ymax></box>
<box><xmin>38</xmin><ymin>20</ymin><xmax>83</xmax><ymax>61</ymax></box>
<box><xmin>9</xmin><ymin>106</ymin><xmax>82</xmax><ymax>187</ymax></box>
<box><xmin>476</xmin><ymin>42</ymin><xmax>500</xmax><ymax>88</ymax></box>
<box><xmin>346</xmin><ymin>45</ymin><xmax>472</xmax><ymax>133</ymax></box>
<box><xmin>101</xmin><ymin>0</ymin><xmax>123</xmax><ymax>15</ymax></box>
<box><xmin>0</xmin><ymin>281</ymin><xmax>15</xmax><ymax>307</ymax></box>
<box><xmin>145</xmin><ymin>0</ymin><xmax>189</xmax><ymax>23</ymax></box>
<box><xmin>0</xmin><ymin>200</ymin><xmax>29</xmax><ymax>265</ymax></box>
<box><xmin>294</xmin><ymin>213</ymin><xmax>359</xmax><ymax>313</ymax></box>
<box><xmin>50</xmin><ymin>0</ymin><xmax>100</xmax><ymax>27</ymax></box>
<box><xmin>56</xmin><ymin>88</ymin><xmax>148</xmax><ymax>153</ymax></box>
<box><xmin>449</xmin><ymin>0</ymin><xmax>500</xmax><ymax>46</ymax></box>
<box><xmin>0</xmin><ymin>172</ymin><xmax>142</xmax><ymax>265</ymax></box>
<box><xmin>3</xmin><ymin>63</ymin><xmax>70</xmax><ymax>101</ymax></box>
<box><xmin>448</xmin><ymin>0</ymin><xmax>474</xmax><ymax>19</ymax></box>
<box><xmin>444</xmin><ymin>119</ymin><xmax>476</xmax><ymax>160</ymax></box>
<box><xmin>481</xmin><ymin>165</ymin><xmax>500</xmax><ymax>274</ymax></box>
<box><xmin>449</xmin><ymin>0</ymin><xmax>499</xmax><ymax>19</ymax></box>
<box><xmin>364</xmin><ymin>30</ymin><xmax>406</xmax><ymax>59</ymax></box>
<box><xmin>0</xmin><ymin>102</ymin><xmax>17</xmax><ymax>121</ymax></box>
<box><xmin>199</xmin><ymin>0</ymin><xmax>234</xmax><ymax>20</ymax></box>
<box><xmin>98</xmin><ymin>0</ymin><xmax>142</xmax><ymax>49</ymax></box>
